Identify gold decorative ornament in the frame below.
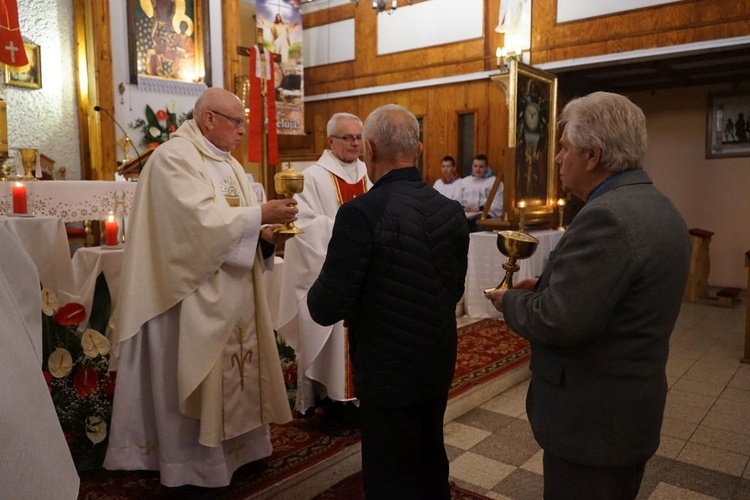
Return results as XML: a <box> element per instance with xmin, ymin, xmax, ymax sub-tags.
<box><xmin>18</xmin><ymin>147</ymin><xmax>38</xmax><ymax>181</ymax></box>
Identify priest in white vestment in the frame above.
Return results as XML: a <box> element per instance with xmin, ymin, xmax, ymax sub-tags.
<box><xmin>276</xmin><ymin>113</ymin><xmax>372</xmax><ymax>415</ymax></box>
<box><xmin>104</xmin><ymin>88</ymin><xmax>297</xmax><ymax>488</ymax></box>
<box><xmin>0</xmin><ymin>225</ymin><xmax>80</xmax><ymax>499</ymax></box>
<box><xmin>454</xmin><ymin>153</ymin><xmax>503</xmax><ymax>232</ymax></box>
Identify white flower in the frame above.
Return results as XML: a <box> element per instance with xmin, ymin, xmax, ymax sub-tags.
<box><xmin>48</xmin><ymin>348</ymin><xmax>73</xmax><ymax>378</ymax></box>
<box><xmin>167</xmin><ymin>100</ymin><xmax>177</xmax><ymax>114</ymax></box>
<box><xmin>41</xmin><ymin>288</ymin><xmax>58</xmax><ymax>316</ymax></box>
<box><xmin>149</xmin><ymin>126</ymin><xmax>161</xmax><ymax>138</ymax></box>
<box><xmin>81</xmin><ymin>329</ymin><xmax>111</xmax><ymax>358</ymax></box>
<box><xmin>86</xmin><ymin>416</ymin><xmax>108</xmax><ymax>444</ymax></box>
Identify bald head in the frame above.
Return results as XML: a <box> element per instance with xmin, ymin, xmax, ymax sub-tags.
<box><xmin>194</xmin><ymin>88</ymin><xmax>246</xmax><ymax>151</ymax></box>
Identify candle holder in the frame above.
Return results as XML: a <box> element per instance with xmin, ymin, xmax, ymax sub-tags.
<box><xmin>18</xmin><ymin>148</ymin><xmax>38</xmax><ymax>182</ymax></box>
<box><xmin>556</xmin><ymin>198</ymin><xmax>566</xmax><ymax>231</ymax></box>
<box><xmin>517</xmin><ymin>200</ymin><xmax>527</xmax><ymax>232</ymax></box>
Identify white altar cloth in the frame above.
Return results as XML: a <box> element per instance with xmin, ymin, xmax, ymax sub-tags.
<box><xmin>0</xmin><ymin>216</ymin><xmax>76</xmax><ymax>302</ymax></box>
<box><xmin>71</xmin><ymin>246</ymin><xmax>125</xmax><ymax>330</ymax></box>
<box><xmin>0</xmin><ymin>181</ymin><xmax>137</xmax><ymax>222</ymax></box>
<box><xmin>464</xmin><ymin>229</ymin><xmax>564</xmax><ymax>319</ymax></box>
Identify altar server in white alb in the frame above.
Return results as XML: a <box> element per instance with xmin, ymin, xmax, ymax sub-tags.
<box><xmin>455</xmin><ymin>153</ymin><xmax>504</xmax><ymax>232</ymax></box>
<box><xmin>104</xmin><ymin>88</ymin><xmax>297</xmax><ymax>488</ymax></box>
<box><xmin>0</xmin><ymin>225</ymin><xmax>79</xmax><ymax>500</ymax></box>
<box><xmin>276</xmin><ymin>113</ymin><xmax>372</xmax><ymax>415</ymax></box>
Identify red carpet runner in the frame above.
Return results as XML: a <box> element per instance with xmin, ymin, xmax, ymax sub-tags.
<box><xmin>77</xmin><ymin>319</ymin><xmax>529</xmax><ymax>499</ymax></box>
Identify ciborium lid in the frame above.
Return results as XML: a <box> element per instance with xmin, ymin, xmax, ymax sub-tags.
<box><xmin>274</xmin><ymin>162</ymin><xmax>303</xmax><ymax>181</ymax></box>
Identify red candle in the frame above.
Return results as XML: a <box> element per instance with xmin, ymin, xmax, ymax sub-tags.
<box><xmin>104</xmin><ymin>214</ymin><xmax>119</xmax><ymax>246</ymax></box>
<box><xmin>12</xmin><ymin>182</ymin><xmax>27</xmax><ymax>214</ymax></box>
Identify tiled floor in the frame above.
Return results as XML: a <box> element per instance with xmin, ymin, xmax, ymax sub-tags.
<box><xmin>446</xmin><ymin>301</ymin><xmax>750</xmax><ymax>499</ymax></box>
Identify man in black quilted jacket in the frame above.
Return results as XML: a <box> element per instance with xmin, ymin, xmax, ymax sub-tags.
<box><xmin>308</xmin><ymin>104</ymin><xmax>469</xmax><ymax>499</ymax></box>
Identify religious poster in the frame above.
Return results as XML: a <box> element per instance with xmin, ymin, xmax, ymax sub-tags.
<box><xmin>256</xmin><ymin>0</ymin><xmax>305</xmax><ymax>136</ymax></box>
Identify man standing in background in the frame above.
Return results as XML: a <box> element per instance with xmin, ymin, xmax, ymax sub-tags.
<box><xmin>276</xmin><ymin>112</ymin><xmax>371</xmax><ymax>425</ymax></box>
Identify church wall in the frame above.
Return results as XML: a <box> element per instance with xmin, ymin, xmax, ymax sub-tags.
<box><xmin>531</xmin><ymin>0</ymin><xmax>750</xmax><ymax>64</ymax></box>
<box><xmin>13</xmin><ymin>0</ymin><xmax>80</xmax><ymax>179</ymax></box>
<box><xmin>629</xmin><ymin>83</ymin><xmax>750</xmax><ymax>289</ymax></box>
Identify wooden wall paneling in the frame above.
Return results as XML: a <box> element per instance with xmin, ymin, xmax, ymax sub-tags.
<box><xmin>531</xmin><ymin>0</ymin><xmax>750</xmax><ymax>64</ymax></box>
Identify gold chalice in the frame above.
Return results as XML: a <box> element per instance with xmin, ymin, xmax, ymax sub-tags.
<box><xmin>484</xmin><ymin>230</ymin><xmax>539</xmax><ymax>293</ymax></box>
<box><xmin>273</xmin><ymin>162</ymin><xmax>304</xmax><ymax>234</ymax></box>
<box><xmin>19</xmin><ymin>148</ymin><xmax>38</xmax><ymax>181</ymax></box>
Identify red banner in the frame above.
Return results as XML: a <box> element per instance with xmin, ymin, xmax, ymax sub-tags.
<box><xmin>248</xmin><ymin>46</ymin><xmax>278</xmax><ymax>166</ymax></box>
<box><xmin>0</xmin><ymin>0</ymin><xmax>28</xmax><ymax>67</ymax></box>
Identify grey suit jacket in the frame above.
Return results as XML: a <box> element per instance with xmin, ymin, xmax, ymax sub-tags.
<box><xmin>503</xmin><ymin>169</ymin><xmax>690</xmax><ymax>467</ymax></box>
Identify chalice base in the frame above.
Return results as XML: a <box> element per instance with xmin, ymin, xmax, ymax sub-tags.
<box><xmin>274</xmin><ymin>223</ymin><xmax>304</xmax><ymax>234</ymax></box>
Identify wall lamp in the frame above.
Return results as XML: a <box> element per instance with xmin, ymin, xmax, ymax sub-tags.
<box><xmin>372</xmin><ymin>0</ymin><xmax>414</xmax><ymax>15</ymax></box>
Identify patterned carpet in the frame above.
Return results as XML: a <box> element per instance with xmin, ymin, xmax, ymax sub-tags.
<box><xmin>77</xmin><ymin>319</ymin><xmax>529</xmax><ymax>499</ymax></box>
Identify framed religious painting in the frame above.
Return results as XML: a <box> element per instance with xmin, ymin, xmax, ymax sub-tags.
<box><xmin>126</xmin><ymin>0</ymin><xmax>211</xmax><ymax>86</ymax></box>
<box><xmin>706</xmin><ymin>91</ymin><xmax>750</xmax><ymax>159</ymax></box>
<box><xmin>5</xmin><ymin>43</ymin><xmax>42</xmax><ymax>89</ymax></box>
<box><xmin>479</xmin><ymin>59</ymin><xmax>558</xmax><ymax>229</ymax></box>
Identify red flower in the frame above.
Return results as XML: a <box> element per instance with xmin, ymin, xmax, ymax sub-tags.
<box><xmin>42</xmin><ymin>371</ymin><xmax>52</xmax><ymax>393</ymax></box>
<box><xmin>148</xmin><ymin>141</ymin><xmax>160</xmax><ymax>149</ymax></box>
<box><xmin>64</xmin><ymin>429</ymin><xmax>76</xmax><ymax>446</ymax></box>
<box><xmin>54</xmin><ymin>303</ymin><xmax>86</xmax><ymax>326</ymax></box>
<box><xmin>283</xmin><ymin>364</ymin><xmax>297</xmax><ymax>386</ymax></box>
<box><xmin>74</xmin><ymin>366</ymin><xmax>99</xmax><ymax>397</ymax></box>
<box><xmin>101</xmin><ymin>371</ymin><xmax>117</xmax><ymax>396</ymax></box>
<box><xmin>168</xmin><ymin>124</ymin><xmax>176</xmax><ymax>132</ymax></box>
<box><xmin>156</xmin><ymin>109</ymin><xmax>168</xmax><ymax>121</ymax></box>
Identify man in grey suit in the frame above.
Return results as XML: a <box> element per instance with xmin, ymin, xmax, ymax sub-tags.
<box><xmin>486</xmin><ymin>91</ymin><xmax>690</xmax><ymax>499</ymax></box>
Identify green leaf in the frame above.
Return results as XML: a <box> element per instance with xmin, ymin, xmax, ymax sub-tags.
<box><xmin>145</xmin><ymin>105</ymin><xmax>159</xmax><ymax>128</ymax></box>
<box><xmin>88</xmin><ymin>272</ymin><xmax>112</xmax><ymax>335</ymax></box>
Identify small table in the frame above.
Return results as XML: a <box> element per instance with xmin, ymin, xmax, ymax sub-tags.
<box><xmin>0</xmin><ymin>215</ymin><xmax>76</xmax><ymax>301</ymax></box>
<box><xmin>464</xmin><ymin>229</ymin><xmax>565</xmax><ymax>319</ymax></box>
<box><xmin>71</xmin><ymin>246</ymin><xmax>126</xmax><ymax>330</ymax></box>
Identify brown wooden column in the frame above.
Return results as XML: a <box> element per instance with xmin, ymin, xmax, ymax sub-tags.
<box><xmin>743</xmin><ymin>250</ymin><xmax>750</xmax><ymax>364</ymax></box>
<box><xmin>73</xmin><ymin>0</ymin><xmax>115</xmax><ymax>180</ymax></box>
<box><xmin>684</xmin><ymin>228</ymin><xmax>713</xmax><ymax>303</ymax></box>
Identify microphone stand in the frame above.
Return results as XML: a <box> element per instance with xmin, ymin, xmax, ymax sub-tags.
<box><xmin>94</xmin><ymin>105</ymin><xmax>146</xmax><ymax>178</ymax></box>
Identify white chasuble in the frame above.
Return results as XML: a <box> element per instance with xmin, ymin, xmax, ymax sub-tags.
<box><xmin>105</xmin><ymin>120</ymin><xmax>291</xmax><ymax>488</ymax></box>
<box><xmin>276</xmin><ymin>150</ymin><xmax>371</xmax><ymax>412</ymax></box>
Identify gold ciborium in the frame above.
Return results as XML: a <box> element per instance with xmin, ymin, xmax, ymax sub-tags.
<box><xmin>18</xmin><ymin>148</ymin><xmax>38</xmax><ymax>181</ymax></box>
<box><xmin>273</xmin><ymin>162</ymin><xmax>304</xmax><ymax>234</ymax></box>
<box><xmin>484</xmin><ymin>230</ymin><xmax>539</xmax><ymax>293</ymax></box>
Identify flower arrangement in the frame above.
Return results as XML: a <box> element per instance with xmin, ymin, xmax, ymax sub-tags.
<box><xmin>42</xmin><ymin>274</ymin><xmax>114</xmax><ymax>471</ymax></box>
<box><xmin>129</xmin><ymin>101</ymin><xmax>193</xmax><ymax>149</ymax></box>
<box><xmin>276</xmin><ymin>334</ymin><xmax>298</xmax><ymax>411</ymax></box>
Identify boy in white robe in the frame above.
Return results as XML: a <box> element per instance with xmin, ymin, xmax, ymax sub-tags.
<box><xmin>454</xmin><ymin>153</ymin><xmax>504</xmax><ymax>232</ymax></box>
<box><xmin>104</xmin><ymin>88</ymin><xmax>297</xmax><ymax>488</ymax></box>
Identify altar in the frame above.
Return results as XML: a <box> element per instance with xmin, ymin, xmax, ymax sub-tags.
<box><xmin>0</xmin><ymin>181</ymin><xmax>136</xmax><ymax>221</ymax></box>
<box><xmin>464</xmin><ymin>229</ymin><xmax>565</xmax><ymax>319</ymax></box>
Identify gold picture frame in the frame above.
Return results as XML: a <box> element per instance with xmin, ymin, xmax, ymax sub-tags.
<box><xmin>479</xmin><ymin>59</ymin><xmax>558</xmax><ymax>229</ymax></box>
<box><xmin>706</xmin><ymin>91</ymin><xmax>750</xmax><ymax>159</ymax></box>
<box><xmin>127</xmin><ymin>0</ymin><xmax>211</xmax><ymax>85</ymax></box>
<box><xmin>5</xmin><ymin>43</ymin><xmax>41</xmax><ymax>89</ymax></box>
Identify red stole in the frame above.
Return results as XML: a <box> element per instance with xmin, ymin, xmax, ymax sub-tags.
<box><xmin>329</xmin><ymin>172</ymin><xmax>367</xmax><ymax>206</ymax></box>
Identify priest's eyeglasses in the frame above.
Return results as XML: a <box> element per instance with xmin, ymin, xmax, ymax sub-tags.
<box><xmin>330</xmin><ymin>134</ymin><xmax>362</xmax><ymax>143</ymax></box>
<box><xmin>210</xmin><ymin>109</ymin><xmax>246</xmax><ymax>128</ymax></box>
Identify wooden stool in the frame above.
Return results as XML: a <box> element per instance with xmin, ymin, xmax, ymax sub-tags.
<box><xmin>684</xmin><ymin>228</ymin><xmax>713</xmax><ymax>302</ymax></box>
<box><xmin>743</xmin><ymin>250</ymin><xmax>750</xmax><ymax>364</ymax></box>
